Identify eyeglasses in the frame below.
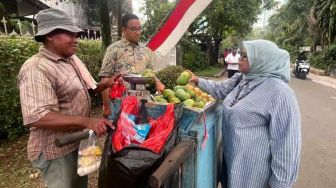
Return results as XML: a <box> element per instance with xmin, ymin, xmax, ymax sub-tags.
<box><xmin>126</xmin><ymin>27</ymin><xmax>142</xmax><ymax>32</ymax></box>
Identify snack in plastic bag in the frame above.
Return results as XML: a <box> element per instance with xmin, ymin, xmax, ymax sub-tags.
<box><xmin>133</xmin><ymin>123</ymin><xmax>151</xmax><ymax>143</ymax></box>
<box><xmin>112</xmin><ymin>96</ymin><xmax>175</xmax><ymax>153</ymax></box>
<box><xmin>117</xmin><ymin>113</ymin><xmax>151</xmax><ymax>145</ymax></box>
<box><xmin>77</xmin><ymin>130</ymin><xmax>102</xmax><ymax>176</ymax></box>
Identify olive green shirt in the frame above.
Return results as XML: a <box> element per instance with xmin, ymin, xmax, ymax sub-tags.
<box><xmin>99</xmin><ymin>38</ymin><xmax>152</xmax><ymax>77</ymax></box>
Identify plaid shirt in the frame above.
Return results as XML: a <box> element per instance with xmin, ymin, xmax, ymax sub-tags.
<box><xmin>99</xmin><ymin>37</ymin><xmax>152</xmax><ymax>77</ymax></box>
<box><xmin>17</xmin><ymin>48</ymin><xmax>91</xmax><ymax>161</ymax></box>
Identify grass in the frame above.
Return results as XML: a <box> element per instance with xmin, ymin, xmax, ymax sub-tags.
<box><xmin>195</xmin><ymin>65</ymin><xmax>224</xmax><ymax>77</ymax></box>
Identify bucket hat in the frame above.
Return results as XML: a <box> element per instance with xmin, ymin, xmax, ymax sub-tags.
<box><xmin>34</xmin><ymin>8</ymin><xmax>83</xmax><ymax>42</ymax></box>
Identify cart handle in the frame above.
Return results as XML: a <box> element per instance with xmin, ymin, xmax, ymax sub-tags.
<box><xmin>55</xmin><ymin>130</ymin><xmax>91</xmax><ymax>147</ymax></box>
<box><xmin>149</xmin><ymin>139</ymin><xmax>195</xmax><ymax>188</ymax></box>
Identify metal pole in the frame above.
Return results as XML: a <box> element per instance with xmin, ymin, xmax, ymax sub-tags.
<box><xmin>2</xmin><ymin>17</ymin><xmax>8</xmax><ymax>35</ymax></box>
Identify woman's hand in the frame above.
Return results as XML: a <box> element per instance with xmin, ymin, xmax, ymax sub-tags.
<box><xmin>186</xmin><ymin>70</ymin><xmax>199</xmax><ymax>85</ymax></box>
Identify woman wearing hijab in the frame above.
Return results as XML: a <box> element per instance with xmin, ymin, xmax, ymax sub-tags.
<box><xmin>189</xmin><ymin>40</ymin><xmax>301</xmax><ymax>188</ymax></box>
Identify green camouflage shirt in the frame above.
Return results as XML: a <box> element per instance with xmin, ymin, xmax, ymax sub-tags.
<box><xmin>99</xmin><ymin>38</ymin><xmax>152</xmax><ymax>77</ymax></box>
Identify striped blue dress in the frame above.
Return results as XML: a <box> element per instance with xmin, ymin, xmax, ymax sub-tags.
<box><xmin>198</xmin><ymin>73</ymin><xmax>301</xmax><ymax>188</ymax></box>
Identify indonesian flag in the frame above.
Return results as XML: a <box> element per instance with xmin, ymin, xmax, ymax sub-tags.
<box><xmin>147</xmin><ymin>0</ymin><xmax>212</xmax><ymax>56</ymax></box>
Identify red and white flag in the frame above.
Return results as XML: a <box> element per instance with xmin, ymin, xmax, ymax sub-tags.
<box><xmin>147</xmin><ymin>0</ymin><xmax>212</xmax><ymax>56</ymax></box>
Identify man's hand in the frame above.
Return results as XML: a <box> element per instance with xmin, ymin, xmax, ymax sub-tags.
<box><xmin>101</xmin><ymin>73</ymin><xmax>124</xmax><ymax>88</ymax></box>
<box><xmin>102</xmin><ymin>104</ymin><xmax>112</xmax><ymax>118</ymax></box>
<box><xmin>86</xmin><ymin>118</ymin><xmax>114</xmax><ymax>137</ymax></box>
<box><xmin>186</xmin><ymin>70</ymin><xmax>199</xmax><ymax>85</ymax></box>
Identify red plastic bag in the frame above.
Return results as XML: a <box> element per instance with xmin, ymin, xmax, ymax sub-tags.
<box><xmin>112</xmin><ymin>113</ymin><xmax>137</xmax><ymax>151</ymax></box>
<box><xmin>110</xmin><ymin>84</ymin><xmax>126</xmax><ymax>99</ymax></box>
<box><xmin>140</xmin><ymin>104</ymin><xmax>175</xmax><ymax>153</ymax></box>
<box><xmin>120</xmin><ymin>96</ymin><xmax>139</xmax><ymax>115</ymax></box>
<box><xmin>112</xmin><ymin>96</ymin><xmax>175</xmax><ymax>154</ymax></box>
<box><xmin>112</xmin><ymin>96</ymin><xmax>139</xmax><ymax>151</ymax></box>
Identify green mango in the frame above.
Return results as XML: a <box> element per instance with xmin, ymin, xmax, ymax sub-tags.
<box><xmin>159</xmin><ymin>98</ymin><xmax>168</xmax><ymax>103</ymax></box>
<box><xmin>174</xmin><ymin>85</ymin><xmax>186</xmax><ymax>91</ymax></box>
<box><xmin>154</xmin><ymin>95</ymin><xmax>163</xmax><ymax>101</ymax></box>
<box><xmin>181</xmin><ymin>71</ymin><xmax>192</xmax><ymax>80</ymax></box>
<box><xmin>175</xmin><ymin>89</ymin><xmax>191</xmax><ymax>101</ymax></box>
<box><xmin>183</xmin><ymin>99</ymin><xmax>195</xmax><ymax>107</ymax></box>
<box><xmin>186</xmin><ymin>89</ymin><xmax>196</xmax><ymax>98</ymax></box>
<box><xmin>144</xmin><ymin>72</ymin><xmax>156</xmax><ymax>77</ymax></box>
<box><xmin>169</xmin><ymin>97</ymin><xmax>181</xmax><ymax>104</ymax></box>
<box><xmin>193</xmin><ymin>100</ymin><xmax>205</xmax><ymax>108</ymax></box>
<box><xmin>163</xmin><ymin>89</ymin><xmax>175</xmax><ymax>99</ymax></box>
<box><xmin>195</xmin><ymin>96</ymin><xmax>202</xmax><ymax>102</ymax></box>
<box><xmin>176</xmin><ymin>75</ymin><xmax>189</xmax><ymax>86</ymax></box>
<box><xmin>142</xmin><ymin>69</ymin><xmax>154</xmax><ymax>76</ymax></box>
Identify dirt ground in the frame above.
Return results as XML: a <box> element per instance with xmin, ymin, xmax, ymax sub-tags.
<box><xmin>0</xmin><ymin>108</ymin><xmax>102</xmax><ymax>188</ymax></box>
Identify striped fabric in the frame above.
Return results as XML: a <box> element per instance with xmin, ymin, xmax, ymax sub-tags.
<box><xmin>17</xmin><ymin>48</ymin><xmax>91</xmax><ymax>161</ymax></box>
<box><xmin>199</xmin><ymin>73</ymin><xmax>301</xmax><ymax>188</ymax></box>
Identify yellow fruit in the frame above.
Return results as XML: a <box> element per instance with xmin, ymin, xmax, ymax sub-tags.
<box><xmin>201</xmin><ymin>93</ymin><xmax>209</xmax><ymax>100</ymax></box>
<box><xmin>194</xmin><ymin>87</ymin><xmax>202</xmax><ymax>96</ymax></box>
<box><xmin>186</xmin><ymin>84</ymin><xmax>194</xmax><ymax>90</ymax></box>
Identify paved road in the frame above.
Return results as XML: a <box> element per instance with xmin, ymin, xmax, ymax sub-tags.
<box><xmin>290</xmin><ymin>75</ymin><xmax>336</xmax><ymax>188</ymax></box>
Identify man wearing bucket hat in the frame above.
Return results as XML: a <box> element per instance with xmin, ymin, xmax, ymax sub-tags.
<box><xmin>18</xmin><ymin>8</ymin><xmax>118</xmax><ymax>188</ymax></box>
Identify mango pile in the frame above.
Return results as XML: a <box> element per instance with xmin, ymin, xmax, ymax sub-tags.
<box><xmin>142</xmin><ymin>69</ymin><xmax>156</xmax><ymax>77</ymax></box>
<box><xmin>155</xmin><ymin>71</ymin><xmax>214</xmax><ymax>109</ymax></box>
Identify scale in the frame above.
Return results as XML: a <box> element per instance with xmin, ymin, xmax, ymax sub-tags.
<box><xmin>122</xmin><ymin>74</ymin><xmax>155</xmax><ymax>101</ymax></box>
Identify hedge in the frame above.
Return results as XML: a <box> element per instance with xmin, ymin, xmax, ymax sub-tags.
<box><xmin>0</xmin><ymin>37</ymin><xmax>102</xmax><ymax>139</ymax></box>
<box><xmin>309</xmin><ymin>44</ymin><xmax>336</xmax><ymax>71</ymax></box>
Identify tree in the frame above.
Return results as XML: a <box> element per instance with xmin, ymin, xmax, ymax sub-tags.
<box><xmin>141</xmin><ymin>0</ymin><xmax>174</xmax><ymax>41</ymax></box>
<box><xmin>196</xmin><ymin>0</ymin><xmax>266</xmax><ymax>65</ymax></box>
<box><xmin>314</xmin><ymin>0</ymin><xmax>336</xmax><ymax>45</ymax></box>
<box><xmin>97</xmin><ymin>0</ymin><xmax>112</xmax><ymax>51</ymax></box>
<box><xmin>141</xmin><ymin>0</ymin><xmax>275</xmax><ymax>68</ymax></box>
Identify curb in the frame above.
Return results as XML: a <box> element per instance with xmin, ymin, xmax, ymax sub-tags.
<box><xmin>310</xmin><ymin>67</ymin><xmax>327</xmax><ymax>76</ymax></box>
<box><xmin>215</xmin><ymin>69</ymin><xmax>226</xmax><ymax>78</ymax></box>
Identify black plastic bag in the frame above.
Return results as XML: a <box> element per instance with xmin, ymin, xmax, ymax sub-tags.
<box><xmin>98</xmin><ymin>103</ymin><xmax>183</xmax><ymax>188</ymax></box>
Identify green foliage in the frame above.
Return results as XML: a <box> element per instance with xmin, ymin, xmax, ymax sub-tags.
<box><xmin>265</xmin><ymin>0</ymin><xmax>315</xmax><ymax>47</ymax></box>
<box><xmin>323</xmin><ymin>44</ymin><xmax>336</xmax><ymax>65</ymax></box>
<box><xmin>141</xmin><ymin>0</ymin><xmax>174</xmax><ymax>41</ymax></box>
<box><xmin>0</xmin><ymin>38</ymin><xmax>39</xmax><ymax>139</ymax></box>
<box><xmin>314</xmin><ymin>0</ymin><xmax>336</xmax><ymax>44</ymax></box>
<box><xmin>76</xmin><ymin>40</ymin><xmax>102</xmax><ymax>80</ymax></box>
<box><xmin>0</xmin><ymin>37</ymin><xmax>102</xmax><ymax>139</ymax></box>
<box><xmin>309</xmin><ymin>52</ymin><xmax>325</xmax><ymax>69</ymax></box>
<box><xmin>309</xmin><ymin>45</ymin><xmax>336</xmax><ymax>70</ymax></box>
<box><xmin>181</xmin><ymin>39</ymin><xmax>206</xmax><ymax>71</ymax></box>
<box><xmin>142</xmin><ymin>0</ymin><xmax>267</xmax><ymax>66</ymax></box>
<box><xmin>156</xmin><ymin>66</ymin><xmax>185</xmax><ymax>90</ymax></box>
<box><xmin>195</xmin><ymin>66</ymin><xmax>223</xmax><ymax>77</ymax></box>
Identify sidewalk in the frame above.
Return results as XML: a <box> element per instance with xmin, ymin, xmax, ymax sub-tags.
<box><xmin>308</xmin><ymin>73</ymin><xmax>336</xmax><ymax>90</ymax></box>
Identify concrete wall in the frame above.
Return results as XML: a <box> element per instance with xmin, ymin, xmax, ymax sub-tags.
<box><xmin>40</xmin><ymin>0</ymin><xmax>89</xmax><ymax>28</ymax></box>
<box><xmin>150</xmin><ymin>47</ymin><xmax>177</xmax><ymax>71</ymax></box>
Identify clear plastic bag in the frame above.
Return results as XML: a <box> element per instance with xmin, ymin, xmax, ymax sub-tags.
<box><xmin>77</xmin><ymin>130</ymin><xmax>102</xmax><ymax>176</ymax></box>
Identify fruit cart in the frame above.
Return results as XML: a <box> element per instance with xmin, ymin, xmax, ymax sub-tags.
<box><xmin>55</xmin><ymin>72</ymin><xmax>223</xmax><ymax>188</ymax></box>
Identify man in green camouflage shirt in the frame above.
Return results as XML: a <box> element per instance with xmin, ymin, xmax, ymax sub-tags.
<box><xmin>99</xmin><ymin>13</ymin><xmax>162</xmax><ymax>117</ymax></box>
